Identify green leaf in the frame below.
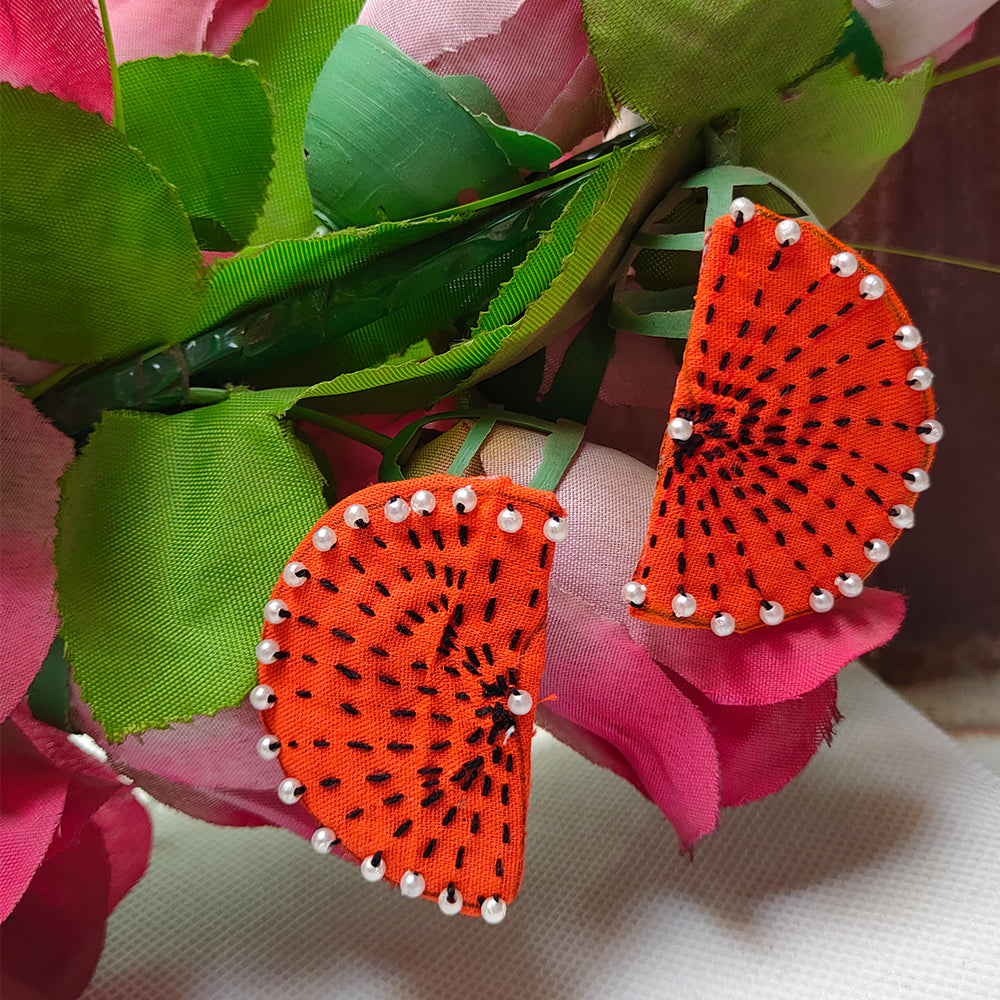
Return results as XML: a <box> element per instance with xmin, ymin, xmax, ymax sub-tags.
<box><xmin>0</xmin><ymin>85</ymin><xmax>204</xmax><ymax>364</ymax></box>
<box><xmin>741</xmin><ymin>59</ymin><xmax>932</xmax><ymax>225</ymax></box>
<box><xmin>827</xmin><ymin>11</ymin><xmax>885</xmax><ymax>81</ymax></box>
<box><xmin>251</xmin><ymin>128</ymin><xmax>695</xmax><ymax>415</ymax></box>
<box><xmin>118</xmin><ymin>55</ymin><xmax>274</xmax><ymax>247</ymax></box>
<box><xmin>472</xmin><ymin>115</ymin><xmax>561</xmax><ymax>172</ymax></box>
<box><xmin>56</xmin><ymin>390</ymin><xmax>327</xmax><ymax>741</ymax></box>
<box><xmin>28</xmin><ymin>637</ymin><xmax>71</xmax><ymax>732</ymax></box>
<box><xmin>230</xmin><ymin>0</ymin><xmax>364</xmax><ymax>244</ymax></box>
<box><xmin>581</xmin><ymin>0</ymin><xmax>852</xmax><ymax>129</ymax></box>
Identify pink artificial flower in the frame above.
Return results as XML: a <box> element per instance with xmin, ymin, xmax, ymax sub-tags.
<box><xmin>852</xmin><ymin>0</ymin><xmax>988</xmax><ymax>72</ymax></box>
<box><xmin>0</xmin><ymin>705</ymin><xmax>151</xmax><ymax>1000</ymax></box>
<box><xmin>357</xmin><ymin>0</ymin><xmax>612</xmax><ymax>151</ymax></box>
<box><xmin>0</xmin><ymin>0</ymin><xmax>113</xmax><ymax>120</ymax></box>
<box><xmin>0</xmin><ymin>376</ymin><xmax>75</xmax><ymax>723</ymax></box>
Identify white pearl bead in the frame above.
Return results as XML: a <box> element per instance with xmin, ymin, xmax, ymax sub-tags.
<box><xmin>710</xmin><ymin>611</ymin><xmax>735</xmax><ymax>636</ymax></box>
<box><xmin>249</xmin><ymin>684</ymin><xmax>276</xmax><ymax>711</ymax></box>
<box><xmin>835</xmin><ymin>573</ymin><xmax>864</xmax><ymax>598</ymax></box>
<box><xmin>671</xmin><ymin>591</ymin><xmax>697</xmax><ymax>618</ymax></box>
<box><xmin>256</xmin><ymin>734</ymin><xmax>281</xmax><ymax>760</ymax></box>
<box><xmin>312</xmin><ymin>525</ymin><xmax>337</xmax><ymax>551</ymax></box>
<box><xmin>480</xmin><ymin>896</ymin><xmax>507</xmax><ymax>924</ymax></box>
<box><xmin>360</xmin><ymin>855</ymin><xmax>385</xmax><ymax>882</ymax></box>
<box><xmin>383</xmin><ymin>496</ymin><xmax>410</xmax><ymax>523</ymax></box>
<box><xmin>507</xmin><ymin>689</ymin><xmax>533</xmax><ymax>716</ymax></box>
<box><xmin>438</xmin><ymin>886</ymin><xmax>463</xmax><ymax>916</ymax></box>
<box><xmin>497</xmin><ymin>507</ymin><xmax>523</xmax><ymax>533</ymax></box>
<box><xmin>263</xmin><ymin>599</ymin><xmax>289</xmax><ymax>625</ymax></box>
<box><xmin>906</xmin><ymin>366</ymin><xmax>934</xmax><ymax>391</ymax></box>
<box><xmin>667</xmin><ymin>416</ymin><xmax>693</xmax><ymax>442</ymax></box>
<box><xmin>893</xmin><ymin>324</ymin><xmax>923</xmax><ymax>350</ymax></box>
<box><xmin>310</xmin><ymin>827</ymin><xmax>338</xmax><ymax>854</ymax></box>
<box><xmin>410</xmin><ymin>490</ymin><xmax>437</xmax><ymax>515</ymax></box>
<box><xmin>282</xmin><ymin>561</ymin><xmax>309</xmax><ymax>587</ymax></box>
<box><xmin>621</xmin><ymin>581</ymin><xmax>647</xmax><ymax>607</ymax></box>
<box><xmin>903</xmin><ymin>468</ymin><xmax>931</xmax><ymax>493</ymax></box>
<box><xmin>399</xmin><ymin>870</ymin><xmax>426</xmax><ymax>898</ymax></box>
<box><xmin>343</xmin><ymin>503</ymin><xmax>369</xmax><ymax>528</ymax></box>
<box><xmin>255</xmin><ymin>639</ymin><xmax>280</xmax><ymax>665</ymax></box>
<box><xmin>859</xmin><ymin>274</ymin><xmax>885</xmax><ymax>299</ymax></box>
<box><xmin>728</xmin><ymin>197</ymin><xmax>755</xmax><ymax>225</ymax></box>
<box><xmin>759</xmin><ymin>600</ymin><xmax>785</xmax><ymax>626</ymax></box>
<box><xmin>864</xmin><ymin>538</ymin><xmax>891</xmax><ymax>563</ymax></box>
<box><xmin>888</xmin><ymin>504</ymin><xmax>915</xmax><ymax>530</ymax></box>
<box><xmin>830</xmin><ymin>251</ymin><xmax>858</xmax><ymax>276</ymax></box>
<box><xmin>450</xmin><ymin>486</ymin><xmax>477</xmax><ymax>513</ymax></box>
<box><xmin>277</xmin><ymin>777</ymin><xmax>304</xmax><ymax>805</ymax></box>
<box><xmin>916</xmin><ymin>419</ymin><xmax>944</xmax><ymax>444</ymax></box>
<box><xmin>774</xmin><ymin>218</ymin><xmax>801</xmax><ymax>246</ymax></box>
<box><xmin>543</xmin><ymin>516</ymin><xmax>569</xmax><ymax>543</ymax></box>
<box><xmin>809</xmin><ymin>588</ymin><xmax>834</xmax><ymax>613</ymax></box>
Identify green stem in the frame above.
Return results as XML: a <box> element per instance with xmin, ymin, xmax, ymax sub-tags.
<box><xmin>851</xmin><ymin>242</ymin><xmax>1000</xmax><ymax>274</ymax></box>
<box><xmin>21</xmin><ymin>364</ymin><xmax>84</xmax><ymax>401</ymax></box>
<box><xmin>288</xmin><ymin>406</ymin><xmax>392</xmax><ymax>452</ymax></box>
<box><xmin>96</xmin><ymin>0</ymin><xmax>125</xmax><ymax>134</ymax></box>
<box><xmin>932</xmin><ymin>54</ymin><xmax>1000</xmax><ymax>88</ymax></box>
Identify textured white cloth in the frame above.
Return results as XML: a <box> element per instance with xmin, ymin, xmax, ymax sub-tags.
<box><xmin>84</xmin><ymin>663</ymin><xmax>1000</xmax><ymax>1000</ymax></box>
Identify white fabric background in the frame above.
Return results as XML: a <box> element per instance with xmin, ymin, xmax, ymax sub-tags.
<box><xmin>84</xmin><ymin>663</ymin><xmax>1000</xmax><ymax>1000</ymax></box>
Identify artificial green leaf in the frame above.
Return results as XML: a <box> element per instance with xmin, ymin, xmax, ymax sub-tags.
<box><xmin>0</xmin><ymin>85</ymin><xmax>204</xmax><ymax>364</ymax></box>
<box><xmin>581</xmin><ymin>0</ymin><xmax>852</xmax><ymax>130</ymax></box>
<box><xmin>303</xmin><ymin>26</ymin><xmax>520</xmax><ymax>229</ymax></box>
<box><xmin>827</xmin><ymin>10</ymin><xmax>885</xmax><ymax>80</ymax></box>
<box><xmin>473</xmin><ymin>115</ymin><xmax>561</xmax><ymax>172</ymax></box>
<box><xmin>27</xmin><ymin>637</ymin><xmax>71</xmax><ymax>732</ymax></box>
<box><xmin>441</xmin><ymin>75</ymin><xmax>509</xmax><ymax>123</ymax></box>
<box><xmin>56</xmin><ymin>389</ymin><xmax>327</xmax><ymax>741</ymax></box>
<box><xmin>230</xmin><ymin>0</ymin><xmax>363</xmax><ymax>244</ymax></box>
<box><xmin>742</xmin><ymin>59</ymin><xmax>932</xmax><ymax>225</ymax></box>
<box><xmin>251</xmin><ymin>128</ymin><xmax>695</xmax><ymax>416</ymax></box>
<box><xmin>119</xmin><ymin>54</ymin><xmax>274</xmax><ymax>247</ymax></box>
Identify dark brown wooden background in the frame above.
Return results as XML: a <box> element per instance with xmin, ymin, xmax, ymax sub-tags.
<box><xmin>832</xmin><ymin>8</ymin><xmax>1000</xmax><ymax>683</ymax></box>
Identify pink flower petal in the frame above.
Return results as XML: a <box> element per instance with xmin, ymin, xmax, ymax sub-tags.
<box><xmin>0</xmin><ymin>823</ymin><xmax>111</xmax><ymax>1000</ymax></box>
<box><xmin>203</xmin><ymin>0</ymin><xmax>270</xmax><ymax>55</ymax></box>
<box><xmin>426</xmin><ymin>0</ymin><xmax>609</xmax><ymax>148</ymax></box>
<box><xmin>677</xmin><ymin>674</ymin><xmax>841</xmax><ymax>807</ymax></box>
<box><xmin>853</xmin><ymin>0</ymin><xmax>991</xmax><ymax>70</ymax></box>
<box><xmin>479</xmin><ymin>426</ymin><xmax>904</xmax><ymax>704</ymax></box>
<box><xmin>0</xmin><ymin>719</ymin><xmax>68</xmax><ymax>921</ymax></box>
<box><xmin>71</xmin><ymin>683</ymin><xmax>286</xmax><ymax>792</ymax></box>
<box><xmin>0</xmin><ymin>0</ymin><xmax>113</xmax><ymax>120</ymax></box>
<box><xmin>0</xmin><ymin>381</ymin><xmax>74</xmax><ymax>723</ymax></box>
<box><xmin>358</xmin><ymin>0</ymin><xmax>524</xmax><ymax>65</ymax></box>
<box><xmin>546</xmin><ymin>589</ymin><xmax>721</xmax><ymax>848</ymax></box>
<box><xmin>90</xmin><ymin>790</ymin><xmax>153</xmax><ymax>912</ymax></box>
<box><xmin>105</xmin><ymin>0</ymin><xmax>215</xmax><ymax>61</ymax></box>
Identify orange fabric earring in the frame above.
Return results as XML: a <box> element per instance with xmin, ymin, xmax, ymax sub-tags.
<box><xmin>627</xmin><ymin>203</ymin><xmax>938</xmax><ymax>634</ymax></box>
<box><xmin>254</xmin><ymin>473</ymin><xmax>566</xmax><ymax>920</ymax></box>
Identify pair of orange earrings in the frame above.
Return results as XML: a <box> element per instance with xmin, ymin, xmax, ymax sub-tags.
<box><xmin>249</xmin><ymin>202</ymin><xmax>939</xmax><ymax>921</ymax></box>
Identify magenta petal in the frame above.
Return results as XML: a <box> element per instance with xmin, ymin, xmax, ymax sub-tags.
<box><xmin>629</xmin><ymin>589</ymin><xmax>904</xmax><ymax>706</ymax></box>
<box><xmin>90</xmin><ymin>790</ymin><xmax>152</xmax><ymax>913</ymax></box>
<box><xmin>0</xmin><ymin>380</ymin><xmax>75</xmax><ymax>723</ymax></box>
<box><xmin>0</xmin><ymin>0</ymin><xmax>113</xmax><ymax>120</ymax></box>
<box><xmin>0</xmin><ymin>720</ymin><xmax>68</xmax><ymax>921</ymax></box>
<box><xmin>545</xmin><ymin>589</ymin><xmax>721</xmax><ymax>848</ymax></box>
<box><xmin>677</xmin><ymin>674</ymin><xmax>841</xmax><ymax>807</ymax></box>
<box><xmin>0</xmin><ymin>823</ymin><xmax>111</xmax><ymax>1000</ymax></box>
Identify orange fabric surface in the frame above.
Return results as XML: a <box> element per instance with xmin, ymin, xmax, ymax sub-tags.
<box><xmin>257</xmin><ymin>474</ymin><xmax>564</xmax><ymax>916</ymax></box>
<box><xmin>631</xmin><ymin>206</ymin><xmax>937</xmax><ymax>633</ymax></box>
